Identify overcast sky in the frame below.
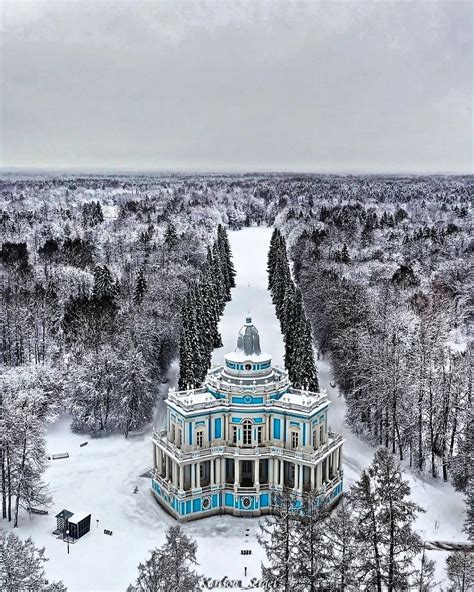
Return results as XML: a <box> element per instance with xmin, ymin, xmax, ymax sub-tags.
<box><xmin>0</xmin><ymin>0</ymin><xmax>472</xmax><ymax>173</ymax></box>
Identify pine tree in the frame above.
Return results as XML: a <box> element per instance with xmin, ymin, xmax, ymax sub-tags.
<box><xmin>291</xmin><ymin>289</ymin><xmax>319</xmax><ymax>391</ymax></box>
<box><xmin>133</xmin><ymin>266</ymin><xmax>147</xmax><ymax>304</ymax></box>
<box><xmin>127</xmin><ymin>525</ymin><xmax>201</xmax><ymax>592</ymax></box>
<box><xmin>164</xmin><ymin>222</ymin><xmax>178</xmax><ymax>250</ymax></box>
<box><xmin>178</xmin><ymin>293</ymin><xmax>198</xmax><ymax>390</ymax></box>
<box><xmin>258</xmin><ymin>489</ymin><xmax>300</xmax><ymax>591</ymax></box>
<box><xmin>0</xmin><ymin>528</ymin><xmax>67</xmax><ymax>591</ymax></box>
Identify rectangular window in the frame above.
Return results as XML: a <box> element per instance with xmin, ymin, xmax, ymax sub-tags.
<box><xmin>243</xmin><ymin>421</ymin><xmax>252</xmax><ymax>446</ymax></box>
<box><xmin>256</xmin><ymin>426</ymin><xmax>263</xmax><ymax>445</ymax></box>
<box><xmin>199</xmin><ymin>464</ymin><xmax>204</xmax><ymax>479</ymax></box>
<box><xmin>313</xmin><ymin>430</ymin><xmax>317</xmax><ymax>449</ymax></box>
<box><xmin>176</xmin><ymin>428</ymin><xmax>182</xmax><ymax>448</ymax></box>
<box><xmin>291</xmin><ymin>431</ymin><xmax>299</xmax><ymax>450</ymax></box>
<box><xmin>232</xmin><ymin>426</ymin><xmax>238</xmax><ymax>444</ymax></box>
<box><xmin>196</xmin><ymin>431</ymin><xmax>203</xmax><ymax>448</ymax></box>
<box><xmin>320</xmin><ymin>425</ymin><xmax>325</xmax><ymax>445</ymax></box>
<box><xmin>242</xmin><ymin>460</ymin><xmax>252</xmax><ymax>474</ymax></box>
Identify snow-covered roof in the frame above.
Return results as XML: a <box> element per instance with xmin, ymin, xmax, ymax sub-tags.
<box><xmin>67</xmin><ymin>512</ymin><xmax>91</xmax><ymax>524</ymax></box>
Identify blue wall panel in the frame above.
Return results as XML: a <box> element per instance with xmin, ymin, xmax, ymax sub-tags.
<box><xmin>260</xmin><ymin>493</ymin><xmax>269</xmax><ymax>507</ymax></box>
<box><xmin>214</xmin><ymin>418</ymin><xmax>222</xmax><ymax>439</ymax></box>
<box><xmin>274</xmin><ymin>418</ymin><xmax>281</xmax><ymax>439</ymax></box>
<box><xmin>225</xmin><ymin>493</ymin><xmax>234</xmax><ymax>507</ymax></box>
<box><xmin>192</xmin><ymin>498</ymin><xmax>201</xmax><ymax>513</ymax></box>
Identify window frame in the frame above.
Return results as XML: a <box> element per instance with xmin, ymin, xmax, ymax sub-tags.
<box><xmin>242</xmin><ymin>420</ymin><xmax>252</xmax><ymax>446</ymax></box>
<box><xmin>196</xmin><ymin>430</ymin><xmax>203</xmax><ymax>448</ymax></box>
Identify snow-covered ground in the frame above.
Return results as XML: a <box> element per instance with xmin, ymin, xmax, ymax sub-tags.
<box><xmin>7</xmin><ymin>226</ymin><xmax>466</xmax><ymax>590</ymax></box>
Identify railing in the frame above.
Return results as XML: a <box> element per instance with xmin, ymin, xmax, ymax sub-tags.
<box><xmin>152</xmin><ymin>472</ymin><xmax>343</xmax><ymax>500</ymax></box>
<box><xmin>166</xmin><ymin>389</ymin><xmax>328</xmax><ymax>413</ymax></box>
<box><xmin>153</xmin><ymin>431</ymin><xmax>344</xmax><ymax>464</ymax></box>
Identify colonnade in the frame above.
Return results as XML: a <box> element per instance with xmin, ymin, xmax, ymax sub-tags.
<box><xmin>155</xmin><ymin>445</ymin><xmax>342</xmax><ymax>493</ymax></box>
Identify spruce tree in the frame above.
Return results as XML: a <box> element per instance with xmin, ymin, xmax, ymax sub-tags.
<box><xmin>164</xmin><ymin>222</ymin><xmax>178</xmax><ymax>250</ymax></box>
<box><xmin>133</xmin><ymin>266</ymin><xmax>147</xmax><ymax>304</ymax></box>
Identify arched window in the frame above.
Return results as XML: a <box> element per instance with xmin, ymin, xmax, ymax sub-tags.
<box><xmin>243</xmin><ymin>420</ymin><xmax>252</xmax><ymax>446</ymax></box>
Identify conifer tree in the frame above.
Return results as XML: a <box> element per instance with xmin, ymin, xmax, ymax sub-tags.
<box><xmin>258</xmin><ymin>489</ymin><xmax>300</xmax><ymax>591</ymax></box>
<box><xmin>446</xmin><ymin>551</ymin><xmax>474</xmax><ymax>592</ymax></box>
<box><xmin>164</xmin><ymin>222</ymin><xmax>178</xmax><ymax>250</ymax></box>
<box><xmin>351</xmin><ymin>448</ymin><xmax>424</xmax><ymax>591</ymax></box>
<box><xmin>323</xmin><ymin>494</ymin><xmax>359</xmax><ymax>591</ymax></box>
<box><xmin>133</xmin><ymin>266</ymin><xmax>147</xmax><ymax>304</ymax></box>
<box><xmin>294</xmin><ymin>491</ymin><xmax>330</xmax><ymax>591</ymax></box>
<box><xmin>127</xmin><ymin>525</ymin><xmax>201</xmax><ymax>592</ymax></box>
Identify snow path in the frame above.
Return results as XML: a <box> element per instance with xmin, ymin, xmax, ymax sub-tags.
<box><xmin>6</xmin><ymin>227</ymin><xmax>466</xmax><ymax>591</ymax></box>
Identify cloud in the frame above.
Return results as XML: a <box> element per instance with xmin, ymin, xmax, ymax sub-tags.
<box><xmin>1</xmin><ymin>0</ymin><xmax>472</xmax><ymax>173</ymax></box>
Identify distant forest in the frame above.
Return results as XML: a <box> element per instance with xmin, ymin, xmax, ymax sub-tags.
<box><xmin>0</xmin><ymin>173</ymin><xmax>472</xmax><ymax>524</ymax></box>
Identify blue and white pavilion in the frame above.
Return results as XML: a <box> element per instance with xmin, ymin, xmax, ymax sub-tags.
<box><xmin>151</xmin><ymin>317</ymin><xmax>344</xmax><ymax>520</ymax></box>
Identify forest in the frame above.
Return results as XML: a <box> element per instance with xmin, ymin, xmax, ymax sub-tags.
<box><xmin>0</xmin><ymin>173</ymin><xmax>472</xmax><ymax>588</ymax></box>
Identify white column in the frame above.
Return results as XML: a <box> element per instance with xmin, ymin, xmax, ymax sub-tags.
<box><xmin>293</xmin><ymin>463</ymin><xmax>299</xmax><ymax>490</ymax></box>
<box><xmin>172</xmin><ymin>460</ymin><xmax>177</xmax><ymax>487</ymax></box>
<box><xmin>325</xmin><ymin>457</ymin><xmax>329</xmax><ymax>482</ymax></box>
<box><xmin>165</xmin><ymin>455</ymin><xmax>170</xmax><ymax>481</ymax></box>
<box><xmin>216</xmin><ymin>458</ymin><xmax>221</xmax><ymax>485</ymax></box>
<box><xmin>197</xmin><ymin>462</ymin><xmax>201</xmax><ymax>488</ymax></box>
<box><xmin>310</xmin><ymin>465</ymin><xmax>315</xmax><ymax>489</ymax></box>
<box><xmin>279</xmin><ymin>460</ymin><xmax>284</xmax><ymax>487</ymax></box>
<box><xmin>269</xmin><ymin>458</ymin><xmax>274</xmax><ymax>485</ymax></box>
<box><xmin>210</xmin><ymin>459</ymin><xmax>215</xmax><ymax>486</ymax></box>
<box><xmin>316</xmin><ymin>462</ymin><xmax>322</xmax><ymax>487</ymax></box>
<box><xmin>254</xmin><ymin>459</ymin><xmax>260</xmax><ymax>489</ymax></box>
<box><xmin>157</xmin><ymin>448</ymin><xmax>163</xmax><ymax>474</ymax></box>
<box><xmin>234</xmin><ymin>458</ymin><xmax>240</xmax><ymax>488</ymax></box>
<box><xmin>179</xmin><ymin>465</ymin><xmax>184</xmax><ymax>491</ymax></box>
<box><xmin>191</xmin><ymin>463</ymin><xmax>196</xmax><ymax>489</ymax></box>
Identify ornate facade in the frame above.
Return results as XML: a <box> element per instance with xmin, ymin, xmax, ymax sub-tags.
<box><xmin>151</xmin><ymin>317</ymin><xmax>344</xmax><ymax>521</ymax></box>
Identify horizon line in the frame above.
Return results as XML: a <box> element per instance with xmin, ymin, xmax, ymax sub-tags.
<box><xmin>1</xmin><ymin>165</ymin><xmax>472</xmax><ymax>178</ymax></box>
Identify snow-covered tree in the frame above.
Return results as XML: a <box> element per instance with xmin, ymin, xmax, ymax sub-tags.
<box><xmin>445</xmin><ymin>551</ymin><xmax>474</xmax><ymax>592</ymax></box>
<box><xmin>258</xmin><ymin>489</ymin><xmax>301</xmax><ymax>591</ymax></box>
<box><xmin>323</xmin><ymin>494</ymin><xmax>359</xmax><ymax>590</ymax></box>
<box><xmin>127</xmin><ymin>526</ymin><xmax>200</xmax><ymax>592</ymax></box>
<box><xmin>0</xmin><ymin>528</ymin><xmax>67</xmax><ymax>591</ymax></box>
<box><xmin>351</xmin><ymin>448</ymin><xmax>424</xmax><ymax>591</ymax></box>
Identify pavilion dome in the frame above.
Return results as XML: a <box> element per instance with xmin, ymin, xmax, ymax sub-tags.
<box><xmin>236</xmin><ymin>316</ymin><xmax>261</xmax><ymax>356</ymax></box>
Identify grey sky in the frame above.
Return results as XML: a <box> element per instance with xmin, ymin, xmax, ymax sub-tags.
<box><xmin>1</xmin><ymin>0</ymin><xmax>472</xmax><ymax>173</ymax></box>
